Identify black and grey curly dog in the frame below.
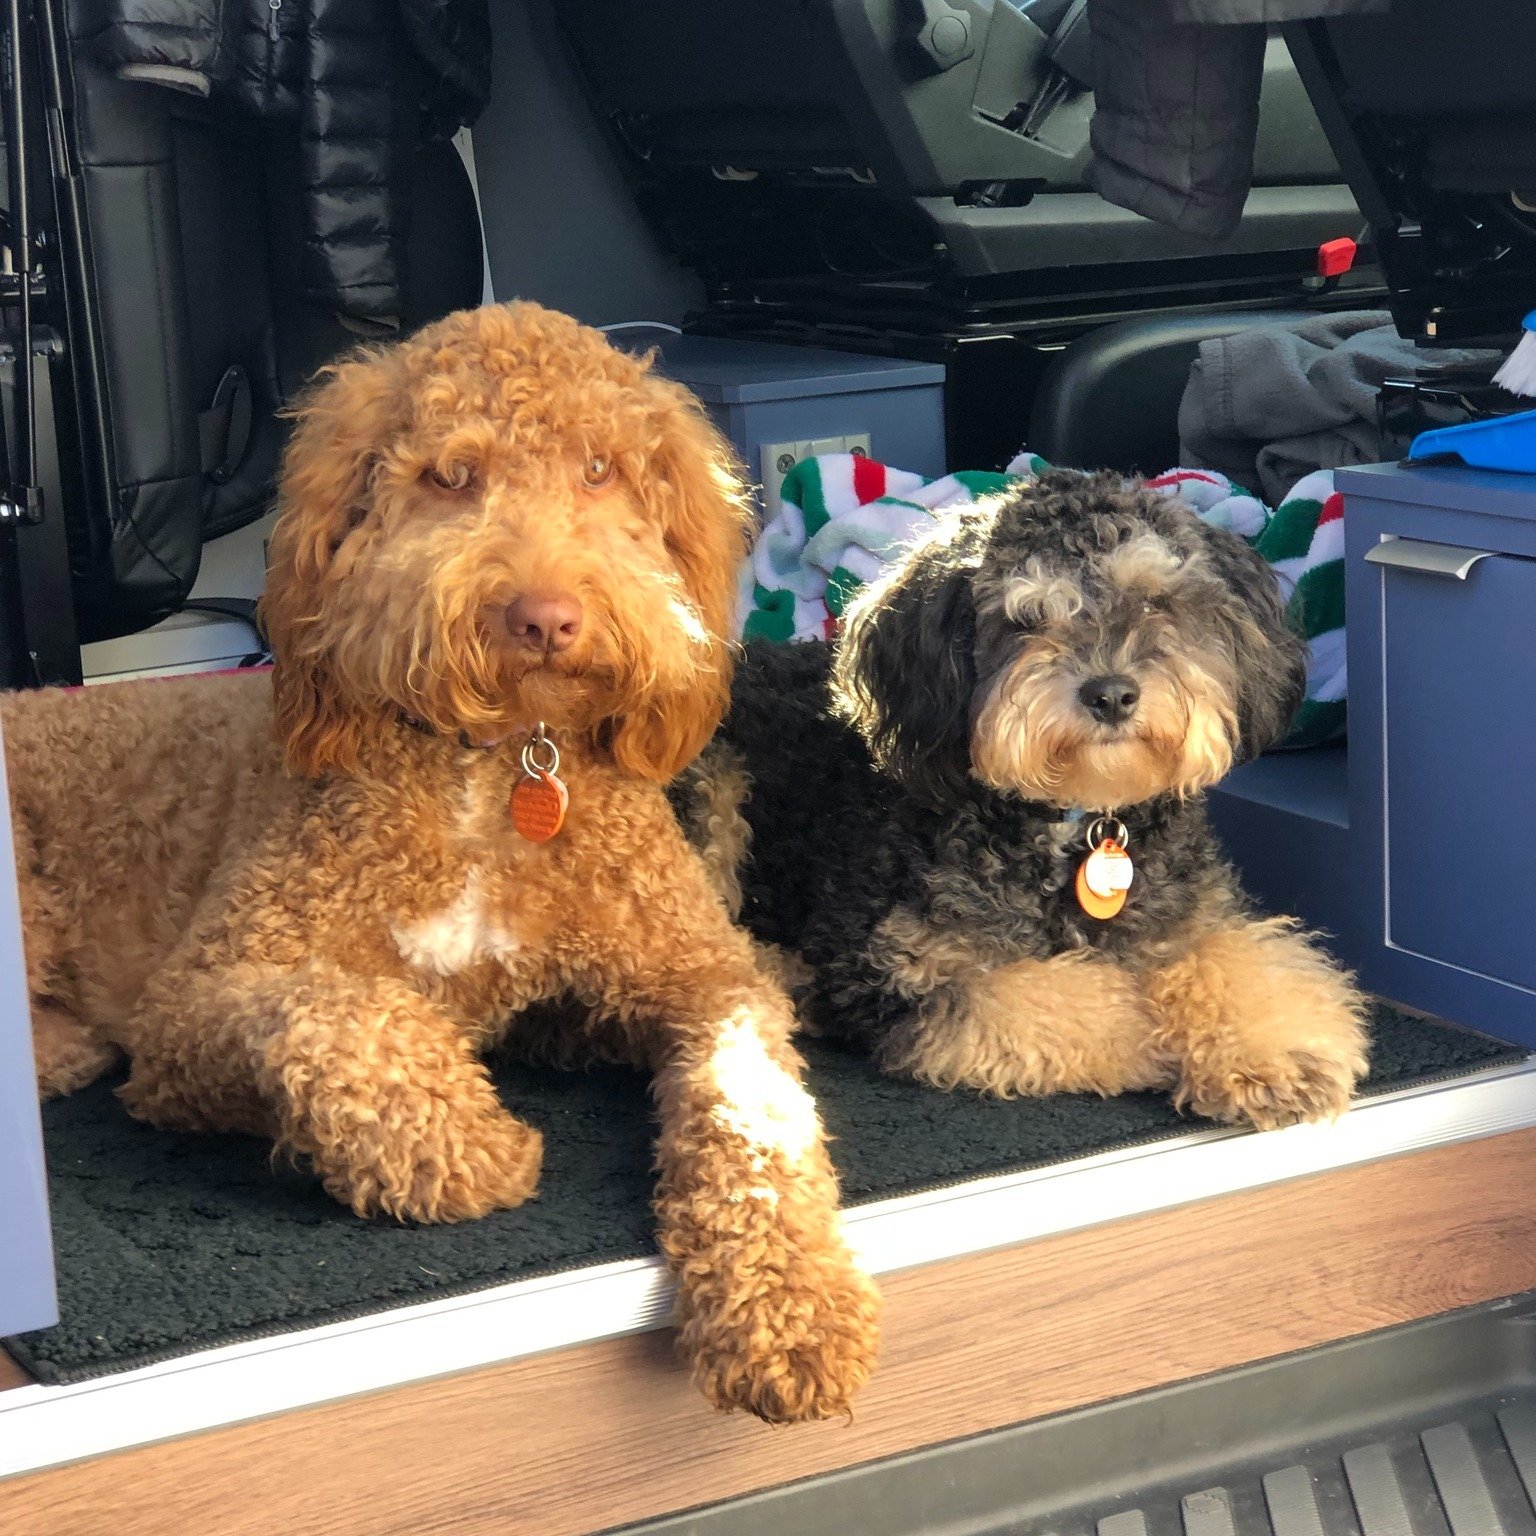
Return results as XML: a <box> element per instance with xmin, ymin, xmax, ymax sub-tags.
<box><xmin>684</xmin><ymin>469</ymin><xmax>1368</xmax><ymax>1130</ymax></box>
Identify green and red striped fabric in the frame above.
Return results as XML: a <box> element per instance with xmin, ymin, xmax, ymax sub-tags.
<box><xmin>740</xmin><ymin>453</ymin><xmax>1347</xmax><ymax>749</ymax></box>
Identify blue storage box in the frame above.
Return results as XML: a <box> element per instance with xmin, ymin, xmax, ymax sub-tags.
<box><xmin>640</xmin><ymin>335</ymin><xmax>947</xmax><ymax>509</ymax></box>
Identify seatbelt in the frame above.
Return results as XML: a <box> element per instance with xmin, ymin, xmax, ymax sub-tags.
<box><xmin>192</xmin><ymin>373</ymin><xmax>267</xmax><ymax>665</ymax></box>
<box><xmin>1037</xmin><ymin>0</ymin><xmax>1094</xmax><ymax>92</ymax></box>
<box><xmin>1014</xmin><ymin>0</ymin><xmax>1094</xmax><ymax>138</ymax></box>
<box><xmin>197</xmin><ymin>364</ymin><xmax>253</xmax><ymax>485</ymax></box>
<box><xmin>970</xmin><ymin>0</ymin><xmax>1096</xmax><ymax>144</ymax></box>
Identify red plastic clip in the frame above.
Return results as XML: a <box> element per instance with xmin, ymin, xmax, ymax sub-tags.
<box><xmin>1316</xmin><ymin>237</ymin><xmax>1358</xmax><ymax>279</ymax></box>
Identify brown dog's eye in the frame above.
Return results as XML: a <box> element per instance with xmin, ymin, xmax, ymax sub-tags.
<box><xmin>583</xmin><ymin>453</ymin><xmax>614</xmax><ymax>488</ymax></box>
<box><xmin>430</xmin><ymin>461</ymin><xmax>474</xmax><ymax>493</ymax></box>
<box><xmin>329</xmin><ymin>504</ymin><xmax>369</xmax><ymax>554</ymax></box>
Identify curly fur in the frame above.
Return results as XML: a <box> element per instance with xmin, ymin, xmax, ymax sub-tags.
<box><xmin>8</xmin><ymin>302</ymin><xmax>877</xmax><ymax>1424</ymax></box>
<box><xmin>705</xmin><ymin>471</ymin><xmax>1368</xmax><ymax>1129</ymax></box>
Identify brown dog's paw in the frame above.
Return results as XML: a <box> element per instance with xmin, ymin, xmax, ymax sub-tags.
<box><xmin>423</xmin><ymin>1112</ymin><xmax>545</xmax><ymax>1222</ymax></box>
<box><xmin>1180</xmin><ymin>1042</ymin><xmax>1366</xmax><ymax>1131</ymax></box>
<box><xmin>324</xmin><ymin>1109</ymin><xmax>544</xmax><ymax>1224</ymax></box>
<box><xmin>683</xmin><ymin>1256</ymin><xmax>881</xmax><ymax>1424</ymax></box>
<box><xmin>32</xmin><ymin>1002</ymin><xmax>119</xmax><ymax>1100</ymax></box>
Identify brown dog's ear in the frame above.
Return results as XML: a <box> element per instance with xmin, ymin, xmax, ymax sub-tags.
<box><xmin>608</xmin><ymin>378</ymin><xmax>752</xmax><ymax>782</ymax></box>
<box><xmin>260</xmin><ymin>350</ymin><xmax>400</xmax><ymax>778</ymax></box>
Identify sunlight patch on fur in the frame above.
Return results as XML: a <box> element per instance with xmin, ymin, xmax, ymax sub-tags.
<box><xmin>1003</xmin><ymin>560</ymin><xmax>1084</xmax><ymax>625</ymax></box>
<box><xmin>729</xmin><ymin>1183</ymin><xmax>782</xmax><ymax>1208</ymax></box>
<box><xmin>707</xmin><ymin>1012</ymin><xmax>818</xmax><ymax>1164</ymax></box>
<box><xmin>667</xmin><ymin>593</ymin><xmax>710</xmax><ymax>647</ymax></box>
<box><xmin>1101</xmin><ymin>531</ymin><xmax>1185</xmax><ymax>595</ymax></box>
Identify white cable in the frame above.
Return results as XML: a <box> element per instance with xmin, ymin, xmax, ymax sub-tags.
<box><xmin>599</xmin><ymin>321</ymin><xmax>682</xmax><ymax>335</ymax></box>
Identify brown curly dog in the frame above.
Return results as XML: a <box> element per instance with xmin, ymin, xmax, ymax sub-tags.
<box><xmin>7</xmin><ymin>301</ymin><xmax>879</xmax><ymax>1423</ymax></box>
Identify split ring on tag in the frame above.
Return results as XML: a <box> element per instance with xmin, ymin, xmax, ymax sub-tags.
<box><xmin>1083</xmin><ymin>815</ymin><xmax>1129</xmax><ymax>853</ymax></box>
<box><xmin>510</xmin><ymin>723</ymin><xmax>569</xmax><ymax>843</ymax></box>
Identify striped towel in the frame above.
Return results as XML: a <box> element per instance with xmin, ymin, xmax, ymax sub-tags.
<box><xmin>1250</xmin><ymin>469</ymin><xmax>1345</xmax><ymax>748</ymax></box>
<box><xmin>740</xmin><ymin>452</ymin><xmax>1046</xmax><ymax>643</ymax></box>
<box><xmin>739</xmin><ymin>453</ymin><xmax>1346</xmax><ymax>748</ymax></box>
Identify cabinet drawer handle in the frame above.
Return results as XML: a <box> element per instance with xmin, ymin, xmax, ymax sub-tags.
<box><xmin>1364</xmin><ymin>539</ymin><xmax>1494</xmax><ymax>580</ymax></box>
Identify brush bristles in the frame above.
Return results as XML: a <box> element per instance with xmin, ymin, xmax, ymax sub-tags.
<box><xmin>1494</xmin><ymin>330</ymin><xmax>1536</xmax><ymax>399</ymax></box>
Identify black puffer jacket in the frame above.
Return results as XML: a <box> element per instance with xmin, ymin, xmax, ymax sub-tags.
<box><xmin>81</xmin><ymin>0</ymin><xmax>491</xmax><ymax>324</ymax></box>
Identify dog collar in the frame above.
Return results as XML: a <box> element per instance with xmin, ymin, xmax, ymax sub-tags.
<box><xmin>1051</xmin><ymin>805</ymin><xmax>1130</xmax><ymax>837</ymax></box>
<box><xmin>396</xmin><ymin>711</ymin><xmax>520</xmax><ymax>752</ymax></box>
<box><xmin>396</xmin><ymin>713</ymin><xmax>570</xmax><ymax>843</ymax></box>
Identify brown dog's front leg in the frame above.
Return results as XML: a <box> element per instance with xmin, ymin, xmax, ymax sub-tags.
<box><xmin>651</xmin><ymin>990</ymin><xmax>880</xmax><ymax>1423</ymax></box>
<box><xmin>124</xmin><ymin>960</ymin><xmax>542</xmax><ymax>1223</ymax></box>
<box><xmin>590</xmin><ymin>890</ymin><xmax>880</xmax><ymax>1422</ymax></box>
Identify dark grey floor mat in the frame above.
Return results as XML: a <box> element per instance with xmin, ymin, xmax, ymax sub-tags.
<box><xmin>6</xmin><ymin>1005</ymin><xmax>1519</xmax><ymax>1386</ymax></box>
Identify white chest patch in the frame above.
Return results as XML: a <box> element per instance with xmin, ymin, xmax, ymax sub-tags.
<box><xmin>708</xmin><ymin>1013</ymin><xmax>818</xmax><ymax>1166</ymax></box>
<box><xmin>393</xmin><ymin>869</ymin><xmax>520</xmax><ymax>977</ymax></box>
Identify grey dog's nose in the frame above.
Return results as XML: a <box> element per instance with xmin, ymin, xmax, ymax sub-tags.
<box><xmin>1078</xmin><ymin>674</ymin><xmax>1140</xmax><ymax>725</ymax></box>
<box><xmin>505</xmin><ymin>592</ymin><xmax>583</xmax><ymax>654</ymax></box>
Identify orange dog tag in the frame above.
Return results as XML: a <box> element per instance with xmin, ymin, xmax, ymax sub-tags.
<box><xmin>1075</xmin><ymin>838</ymin><xmax>1134</xmax><ymax>920</ymax></box>
<box><xmin>511</xmin><ymin>724</ymin><xmax>567</xmax><ymax>842</ymax></box>
<box><xmin>511</xmin><ymin>769</ymin><xmax>568</xmax><ymax>843</ymax></box>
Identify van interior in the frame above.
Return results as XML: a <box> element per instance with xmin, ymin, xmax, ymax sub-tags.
<box><xmin>4</xmin><ymin>4</ymin><xmax>1536</xmax><ymax>1534</ymax></box>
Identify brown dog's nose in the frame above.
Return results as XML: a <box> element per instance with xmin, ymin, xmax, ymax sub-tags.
<box><xmin>505</xmin><ymin>593</ymin><xmax>583</xmax><ymax>654</ymax></box>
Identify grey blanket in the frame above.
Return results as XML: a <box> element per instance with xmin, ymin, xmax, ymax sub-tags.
<box><xmin>1176</xmin><ymin>311</ymin><xmax>1499</xmax><ymax>503</ymax></box>
<box><xmin>1086</xmin><ymin>0</ymin><xmax>1390</xmax><ymax>241</ymax></box>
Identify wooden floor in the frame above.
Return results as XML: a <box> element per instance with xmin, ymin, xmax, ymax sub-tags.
<box><xmin>7</xmin><ymin>1126</ymin><xmax>1536</xmax><ymax>1536</ymax></box>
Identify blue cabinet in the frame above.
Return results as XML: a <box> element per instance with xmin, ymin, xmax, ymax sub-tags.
<box><xmin>1341</xmin><ymin>462</ymin><xmax>1536</xmax><ymax>1046</ymax></box>
<box><xmin>639</xmin><ymin>334</ymin><xmax>947</xmax><ymax>509</ymax></box>
<box><xmin>1212</xmin><ymin>462</ymin><xmax>1536</xmax><ymax>1048</ymax></box>
<box><xmin>0</xmin><ymin>717</ymin><xmax>57</xmax><ymax>1337</ymax></box>
<box><xmin>1379</xmin><ymin>550</ymin><xmax>1536</xmax><ymax>990</ymax></box>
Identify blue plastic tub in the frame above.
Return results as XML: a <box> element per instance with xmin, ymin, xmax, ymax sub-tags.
<box><xmin>1408</xmin><ymin>407</ymin><xmax>1536</xmax><ymax>472</ymax></box>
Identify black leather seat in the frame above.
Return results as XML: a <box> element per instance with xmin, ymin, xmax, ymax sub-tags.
<box><xmin>4</xmin><ymin>1</ymin><xmax>485</xmax><ymax>675</ymax></box>
<box><xmin>1028</xmin><ymin>310</ymin><xmax>1317</xmax><ymax>474</ymax></box>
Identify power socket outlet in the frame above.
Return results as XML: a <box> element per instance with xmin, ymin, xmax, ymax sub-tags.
<box><xmin>760</xmin><ymin>440</ymin><xmax>803</xmax><ymax>512</ymax></box>
<box><xmin>760</xmin><ymin>433</ymin><xmax>872</xmax><ymax>510</ymax></box>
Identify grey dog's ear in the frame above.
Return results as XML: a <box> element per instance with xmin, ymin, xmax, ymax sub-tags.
<box><xmin>833</xmin><ymin>517</ymin><xmax>981</xmax><ymax>804</ymax></box>
<box><xmin>1192</xmin><ymin>518</ymin><xmax>1308</xmax><ymax>763</ymax></box>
